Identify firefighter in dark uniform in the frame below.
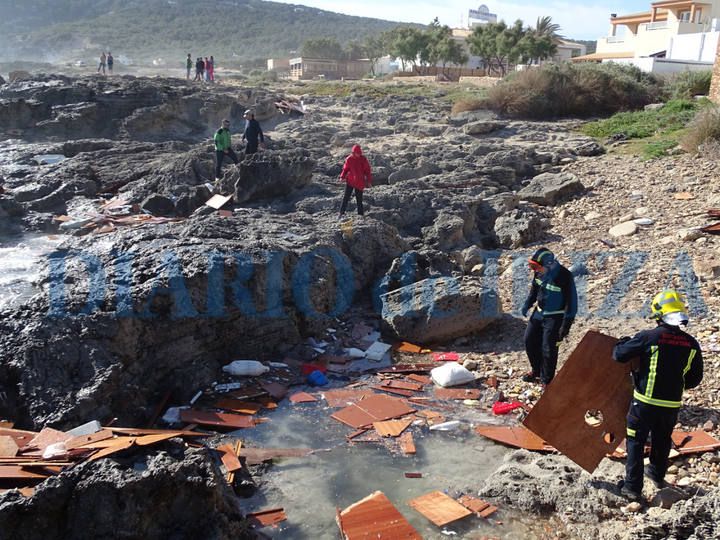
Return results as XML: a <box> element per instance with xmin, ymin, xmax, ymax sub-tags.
<box><xmin>613</xmin><ymin>289</ymin><xmax>703</xmax><ymax>501</ymax></box>
<box><xmin>521</xmin><ymin>247</ymin><xmax>578</xmax><ymax>386</ymax></box>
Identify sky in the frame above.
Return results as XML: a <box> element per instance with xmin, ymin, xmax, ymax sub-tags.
<box><xmin>272</xmin><ymin>0</ymin><xmax>653</xmax><ymax>40</ymax></box>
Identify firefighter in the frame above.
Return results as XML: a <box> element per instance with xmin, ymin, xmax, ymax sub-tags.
<box><xmin>613</xmin><ymin>289</ymin><xmax>703</xmax><ymax>501</ymax></box>
<box><xmin>521</xmin><ymin>248</ymin><xmax>578</xmax><ymax>386</ymax></box>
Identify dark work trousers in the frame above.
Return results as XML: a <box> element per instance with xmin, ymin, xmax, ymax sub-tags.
<box><xmin>215</xmin><ymin>149</ymin><xmax>239</xmax><ymax>179</ymax></box>
<box><xmin>524</xmin><ymin>312</ymin><xmax>563</xmax><ymax>384</ymax></box>
<box><xmin>625</xmin><ymin>400</ymin><xmax>678</xmax><ymax>493</ymax></box>
<box><xmin>340</xmin><ymin>184</ymin><xmax>364</xmax><ymax>215</ymax></box>
<box><xmin>245</xmin><ymin>140</ymin><xmax>259</xmax><ymax>155</ymax></box>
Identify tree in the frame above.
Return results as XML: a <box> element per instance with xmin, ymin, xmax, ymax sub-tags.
<box><xmin>386</xmin><ymin>26</ymin><xmax>428</xmax><ymax>71</ymax></box>
<box><xmin>535</xmin><ymin>16</ymin><xmax>562</xmax><ymax>42</ymax></box>
<box><xmin>467</xmin><ymin>21</ymin><xmax>521</xmax><ymax>76</ymax></box>
<box><xmin>364</xmin><ymin>34</ymin><xmax>386</xmax><ymax>76</ymax></box>
<box><xmin>433</xmin><ymin>36</ymin><xmax>468</xmax><ymax>71</ymax></box>
<box><xmin>344</xmin><ymin>41</ymin><xmax>365</xmax><ymax>61</ymax></box>
<box><xmin>301</xmin><ymin>37</ymin><xmax>344</xmax><ymax>60</ymax></box>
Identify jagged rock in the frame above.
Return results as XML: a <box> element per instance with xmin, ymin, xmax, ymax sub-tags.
<box><xmin>423</xmin><ymin>213</ymin><xmax>467</xmax><ymax>251</ymax></box>
<box><xmin>482</xmin><ymin>148</ymin><xmax>537</xmax><ymax>178</ymax></box>
<box><xmin>650</xmin><ymin>487</ymin><xmax>689</xmax><ymax>509</ymax></box>
<box><xmin>387</xmin><ymin>160</ymin><xmax>441</xmax><ymax>184</ymax></box>
<box><xmin>574</xmin><ymin>141</ymin><xmax>605</xmax><ymax>157</ymax></box>
<box><xmin>0</xmin><ymin>445</ymin><xmax>250</xmax><ymax>540</ymax></box>
<box><xmin>494</xmin><ymin>209</ymin><xmax>544</xmax><ymax>248</ymax></box>
<box><xmin>232</xmin><ymin>152</ymin><xmax>314</xmax><ymax>204</ymax></box>
<box><xmin>141</xmin><ymin>193</ymin><xmax>176</xmax><ymax>216</ymax></box>
<box><xmin>0</xmin><ymin>75</ymin><xmax>5</xmax><ymax>86</ymax></box>
<box><xmin>463</xmin><ymin>120</ymin><xmax>507</xmax><ymax>135</ymax></box>
<box><xmin>448</xmin><ymin>109</ymin><xmax>497</xmax><ymax>127</ymax></box>
<box><xmin>0</xmin><ymin>99</ymin><xmax>52</xmax><ymax>130</ymax></box>
<box><xmin>8</xmin><ymin>70</ymin><xmax>31</xmax><ymax>83</ymax></box>
<box><xmin>518</xmin><ymin>172</ymin><xmax>585</xmax><ymax>206</ymax></box>
<box><xmin>380</xmin><ymin>276</ymin><xmax>500</xmax><ymax>344</ymax></box>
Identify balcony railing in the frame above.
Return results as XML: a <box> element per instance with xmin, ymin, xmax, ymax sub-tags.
<box><xmin>643</xmin><ymin>21</ymin><xmax>669</xmax><ymax>30</ymax></box>
<box><xmin>606</xmin><ymin>36</ymin><xmax>625</xmax><ymax>43</ymax></box>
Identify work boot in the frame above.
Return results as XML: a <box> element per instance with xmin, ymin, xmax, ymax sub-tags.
<box><xmin>645</xmin><ymin>466</ymin><xmax>665</xmax><ymax>489</ymax></box>
<box><xmin>521</xmin><ymin>371</ymin><xmax>539</xmax><ymax>383</ymax></box>
<box><xmin>618</xmin><ymin>480</ymin><xmax>642</xmax><ymax>502</ymax></box>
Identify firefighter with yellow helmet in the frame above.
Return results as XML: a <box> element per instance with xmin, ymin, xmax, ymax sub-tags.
<box><xmin>613</xmin><ymin>289</ymin><xmax>703</xmax><ymax>501</ymax></box>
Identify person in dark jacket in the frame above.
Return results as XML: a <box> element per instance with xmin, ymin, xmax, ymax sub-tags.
<box><xmin>242</xmin><ymin>110</ymin><xmax>264</xmax><ymax>155</ymax></box>
<box><xmin>107</xmin><ymin>52</ymin><xmax>114</xmax><ymax>74</ymax></box>
<box><xmin>194</xmin><ymin>57</ymin><xmax>204</xmax><ymax>81</ymax></box>
<box><xmin>186</xmin><ymin>53</ymin><xmax>192</xmax><ymax>79</ymax></box>
<box><xmin>613</xmin><ymin>289</ymin><xmax>703</xmax><ymax>501</ymax></box>
<box><xmin>339</xmin><ymin>144</ymin><xmax>372</xmax><ymax>217</ymax></box>
<box><xmin>521</xmin><ymin>247</ymin><xmax>577</xmax><ymax>386</ymax></box>
<box><xmin>213</xmin><ymin>119</ymin><xmax>238</xmax><ymax>180</ymax></box>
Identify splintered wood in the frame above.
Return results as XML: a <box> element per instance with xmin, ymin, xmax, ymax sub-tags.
<box><xmin>408</xmin><ymin>491</ymin><xmax>472</xmax><ymax>527</ymax></box>
<box><xmin>457</xmin><ymin>495</ymin><xmax>498</xmax><ymax>518</ymax></box>
<box><xmin>337</xmin><ymin>491</ymin><xmax>422</xmax><ymax>540</ymax></box>
<box><xmin>373</xmin><ymin>419</ymin><xmax>412</xmax><ymax>438</ymax></box>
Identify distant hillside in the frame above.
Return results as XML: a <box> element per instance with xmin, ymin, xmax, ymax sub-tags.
<box><xmin>0</xmin><ymin>0</ymin><xmax>409</xmax><ymax>66</ymax></box>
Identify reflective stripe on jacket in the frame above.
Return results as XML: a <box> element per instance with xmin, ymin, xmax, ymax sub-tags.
<box><xmin>613</xmin><ymin>324</ymin><xmax>703</xmax><ymax>408</ymax></box>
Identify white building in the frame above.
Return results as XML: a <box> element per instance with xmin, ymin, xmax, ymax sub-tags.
<box><xmin>469</xmin><ymin>4</ymin><xmax>497</xmax><ymax>27</ymax></box>
<box><xmin>578</xmin><ymin>0</ymin><xmax>720</xmax><ymax>73</ymax></box>
<box><xmin>553</xmin><ymin>40</ymin><xmax>587</xmax><ymax>62</ymax></box>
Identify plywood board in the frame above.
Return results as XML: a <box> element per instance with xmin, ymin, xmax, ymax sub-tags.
<box><xmin>205</xmin><ymin>194</ymin><xmax>233</xmax><ymax>210</ymax></box>
<box><xmin>386</xmin><ymin>381</ymin><xmax>424</xmax><ymax>392</ymax></box>
<box><xmin>337</xmin><ymin>491</ymin><xmax>421</xmax><ymax>540</ymax></box>
<box><xmin>0</xmin><ymin>466</ymin><xmax>49</xmax><ymax>479</ymax></box>
<box><xmin>408</xmin><ymin>491</ymin><xmax>472</xmax><ymax>527</ymax></box>
<box><xmin>372</xmin><ymin>385</ymin><xmax>415</xmax><ymax>397</ymax></box>
<box><xmin>355</xmin><ymin>394</ymin><xmax>416</xmax><ymax>422</ymax></box>
<box><xmin>217</xmin><ymin>443</ymin><xmax>243</xmax><ymax>472</ymax></box>
<box><xmin>247</xmin><ymin>508</ymin><xmax>287</xmax><ymax>527</ymax></box>
<box><xmin>475</xmin><ymin>425</ymin><xmax>553</xmax><ymax>452</ymax></box>
<box><xmin>180</xmin><ymin>410</ymin><xmax>255</xmax><ymax>429</ymax></box>
<box><xmin>87</xmin><ymin>438</ymin><xmax>136</xmax><ymax>461</ymax></box>
<box><xmin>457</xmin><ymin>494</ymin><xmax>490</xmax><ymax>514</ymax></box>
<box><xmin>672</xmin><ymin>430</ymin><xmax>720</xmax><ymax>455</ymax></box>
<box><xmin>373</xmin><ymin>419</ymin><xmax>413</xmax><ymax>438</ymax></box>
<box><xmin>523</xmin><ymin>331</ymin><xmax>632</xmax><ymax>473</ymax></box>
<box><xmin>65</xmin><ymin>430</ymin><xmax>114</xmax><ymax>450</ymax></box>
<box><xmin>289</xmin><ymin>392</ymin><xmax>317</xmax><ymax>404</ymax></box>
<box><xmin>26</xmin><ymin>428</ymin><xmax>72</xmax><ymax>452</ymax></box>
<box><xmin>397</xmin><ymin>342</ymin><xmax>431</xmax><ymax>354</ymax></box>
<box><xmin>406</xmin><ymin>374</ymin><xmax>431</xmax><ymax>385</ymax></box>
<box><xmin>322</xmin><ymin>389</ymin><xmax>375</xmax><ymax>408</ymax></box>
<box><xmin>331</xmin><ymin>404</ymin><xmax>377</xmax><ymax>429</ymax></box>
<box><xmin>134</xmin><ymin>433</ymin><xmax>183</xmax><ymax>446</ymax></box>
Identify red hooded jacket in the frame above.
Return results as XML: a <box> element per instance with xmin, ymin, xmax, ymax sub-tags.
<box><xmin>340</xmin><ymin>145</ymin><xmax>372</xmax><ymax>191</ymax></box>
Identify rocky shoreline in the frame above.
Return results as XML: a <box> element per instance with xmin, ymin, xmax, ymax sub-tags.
<box><xmin>0</xmin><ymin>74</ymin><xmax>719</xmax><ymax>539</ymax></box>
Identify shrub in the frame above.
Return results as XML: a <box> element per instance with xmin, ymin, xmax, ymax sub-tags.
<box><xmin>451</xmin><ymin>98</ymin><xmax>486</xmax><ymax>115</ymax></box>
<box><xmin>665</xmin><ymin>70</ymin><xmax>712</xmax><ymax>99</ymax></box>
<box><xmin>485</xmin><ymin>62</ymin><xmax>664</xmax><ymax>119</ymax></box>
<box><xmin>681</xmin><ymin>105</ymin><xmax>720</xmax><ymax>153</ymax></box>
<box><xmin>581</xmin><ymin>99</ymin><xmax>699</xmax><ymax>139</ymax></box>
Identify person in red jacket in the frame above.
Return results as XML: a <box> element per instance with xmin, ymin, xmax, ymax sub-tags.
<box><xmin>339</xmin><ymin>144</ymin><xmax>372</xmax><ymax>217</ymax></box>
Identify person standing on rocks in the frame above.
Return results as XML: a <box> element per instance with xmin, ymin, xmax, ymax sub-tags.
<box><xmin>186</xmin><ymin>53</ymin><xmax>192</xmax><ymax>79</ymax></box>
<box><xmin>338</xmin><ymin>144</ymin><xmax>372</xmax><ymax>217</ymax></box>
<box><xmin>214</xmin><ymin>119</ymin><xmax>239</xmax><ymax>181</ymax></box>
<box><xmin>208</xmin><ymin>55</ymin><xmax>215</xmax><ymax>81</ymax></box>
<box><xmin>204</xmin><ymin>57</ymin><xmax>210</xmax><ymax>81</ymax></box>
<box><xmin>242</xmin><ymin>110</ymin><xmax>264</xmax><ymax>155</ymax></box>
<box><xmin>107</xmin><ymin>52</ymin><xmax>114</xmax><ymax>74</ymax></box>
<box><xmin>98</xmin><ymin>52</ymin><xmax>107</xmax><ymax>74</ymax></box>
<box><xmin>194</xmin><ymin>57</ymin><xmax>204</xmax><ymax>81</ymax></box>
<box><xmin>613</xmin><ymin>290</ymin><xmax>703</xmax><ymax>501</ymax></box>
<box><xmin>521</xmin><ymin>248</ymin><xmax>577</xmax><ymax>387</ymax></box>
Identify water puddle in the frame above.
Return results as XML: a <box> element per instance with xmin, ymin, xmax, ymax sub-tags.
<box><xmin>33</xmin><ymin>154</ymin><xmax>66</xmax><ymax>165</ymax></box>
<box><xmin>0</xmin><ymin>233</ymin><xmax>64</xmax><ymax>311</ymax></box>
<box><xmin>234</xmin><ymin>394</ymin><xmax>555</xmax><ymax>539</ymax></box>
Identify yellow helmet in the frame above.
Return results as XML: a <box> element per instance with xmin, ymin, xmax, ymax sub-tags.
<box><xmin>650</xmin><ymin>289</ymin><xmax>689</xmax><ymax>325</ymax></box>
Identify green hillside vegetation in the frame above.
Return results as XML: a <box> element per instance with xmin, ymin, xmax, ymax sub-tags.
<box><xmin>0</xmin><ymin>0</ymin><xmax>409</xmax><ymax>65</ymax></box>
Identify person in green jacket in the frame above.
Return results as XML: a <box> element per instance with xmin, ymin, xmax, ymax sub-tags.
<box><xmin>214</xmin><ymin>119</ymin><xmax>239</xmax><ymax>180</ymax></box>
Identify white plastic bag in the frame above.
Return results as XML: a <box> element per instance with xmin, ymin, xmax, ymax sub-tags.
<box><xmin>431</xmin><ymin>363</ymin><xmax>475</xmax><ymax>388</ymax></box>
<box><xmin>222</xmin><ymin>360</ymin><xmax>269</xmax><ymax>376</ymax></box>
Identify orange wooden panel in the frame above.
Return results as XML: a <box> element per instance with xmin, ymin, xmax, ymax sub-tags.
<box><xmin>399</xmin><ymin>432</ymin><xmax>416</xmax><ymax>455</ymax></box>
<box><xmin>338</xmin><ymin>491</ymin><xmax>421</xmax><ymax>540</ymax></box>
<box><xmin>0</xmin><ymin>436</ymin><xmax>19</xmax><ymax>458</ymax></box>
<box><xmin>475</xmin><ymin>425</ymin><xmax>552</xmax><ymax>452</ymax></box>
<box><xmin>289</xmin><ymin>392</ymin><xmax>317</xmax><ymax>403</ymax></box>
<box><xmin>523</xmin><ymin>331</ymin><xmax>632</xmax><ymax>473</ymax></box>
<box><xmin>355</xmin><ymin>394</ymin><xmax>416</xmax><ymax>422</ymax></box>
<box><xmin>672</xmin><ymin>430</ymin><xmax>720</xmax><ymax>455</ymax></box>
<box><xmin>65</xmin><ymin>430</ymin><xmax>114</xmax><ymax>450</ymax></box>
<box><xmin>217</xmin><ymin>443</ymin><xmax>243</xmax><ymax>473</ymax></box>
<box><xmin>247</xmin><ymin>508</ymin><xmax>287</xmax><ymax>527</ymax></box>
<box><xmin>0</xmin><ymin>466</ymin><xmax>48</xmax><ymax>479</ymax></box>
<box><xmin>408</xmin><ymin>491</ymin><xmax>472</xmax><ymax>527</ymax></box>
<box><xmin>88</xmin><ymin>438</ymin><xmax>136</xmax><ymax>461</ymax></box>
<box><xmin>214</xmin><ymin>399</ymin><xmax>262</xmax><ymax>414</ymax></box>
<box><xmin>373</xmin><ymin>419</ymin><xmax>412</xmax><ymax>438</ymax></box>
<box><xmin>180</xmin><ymin>410</ymin><xmax>255</xmax><ymax>429</ymax></box>
<box><xmin>134</xmin><ymin>433</ymin><xmax>183</xmax><ymax>446</ymax></box>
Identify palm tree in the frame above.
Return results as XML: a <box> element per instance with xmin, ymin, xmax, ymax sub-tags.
<box><xmin>535</xmin><ymin>16</ymin><xmax>562</xmax><ymax>43</ymax></box>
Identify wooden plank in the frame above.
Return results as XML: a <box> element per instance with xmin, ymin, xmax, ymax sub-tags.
<box><xmin>373</xmin><ymin>419</ymin><xmax>413</xmax><ymax>438</ymax></box>
<box><xmin>475</xmin><ymin>425</ymin><xmax>553</xmax><ymax>452</ymax></box>
<box><xmin>406</xmin><ymin>374</ymin><xmax>431</xmax><ymax>385</ymax></box>
<box><xmin>523</xmin><ymin>331</ymin><xmax>632</xmax><ymax>473</ymax></box>
<box><xmin>217</xmin><ymin>443</ymin><xmax>243</xmax><ymax>473</ymax></box>
<box><xmin>372</xmin><ymin>385</ymin><xmax>415</xmax><ymax>397</ymax></box>
<box><xmin>399</xmin><ymin>432</ymin><xmax>416</xmax><ymax>455</ymax></box>
<box><xmin>134</xmin><ymin>433</ymin><xmax>183</xmax><ymax>446</ymax></box>
<box><xmin>103</xmin><ymin>427</ymin><xmax>206</xmax><ymax>437</ymax></box>
<box><xmin>0</xmin><ymin>466</ymin><xmax>49</xmax><ymax>479</ymax></box>
<box><xmin>672</xmin><ymin>430</ymin><xmax>720</xmax><ymax>455</ymax></box>
<box><xmin>331</xmin><ymin>405</ymin><xmax>376</xmax><ymax>429</ymax></box>
<box><xmin>180</xmin><ymin>410</ymin><xmax>255</xmax><ymax>429</ymax></box>
<box><xmin>457</xmin><ymin>494</ymin><xmax>493</xmax><ymax>516</ymax></box>
<box><xmin>214</xmin><ymin>399</ymin><xmax>262</xmax><ymax>414</ymax></box>
<box><xmin>247</xmin><ymin>508</ymin><xmax>287</xmax><ymax>527</ymax></box>
<box><xmin>226</xmin><ymin>440</ymin><xmax>243</xmax><ymax>485</ymax></box>
<box><xmin>435</xmin><ymin>388</ymin><xmax>482</xmax><ymax>400</ymax></box>
<box><xmin>408</xmin><ymin>491</ymin><xmax>472</xmax><ymax>527</ymax></box>
<box><xmin>289</xmin><ymin>392</ymin><xmax>318</xmax><ymax>404</ymax></box>
<box><xmin>338</xmin><ymin>491</ymin><xmax>422</xmax><ymax>540</ymax></box>
<box><xmin>87</xmin><ymin>438</ymin><xmax>136</xmax><ymax>461</ymax></box>
<box><xmin>0</xmin><ymin>436</ymin><xmax>19</xmax><ymax>458</ymax></box>
<box><xmin>26</xmin><ymin>428</ymin><xmax>72</xmax><ymax>452</ymax></box>
<box><xmin>65</xmin><ymin>430</ymin><xmax>114</xmax><ymax>450</ymax></box>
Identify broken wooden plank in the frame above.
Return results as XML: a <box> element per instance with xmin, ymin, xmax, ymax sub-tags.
<box><xmin>226</xmin><ymin>440</ymin><xmax>243</xmax><ymax>485</ymax></box>
<box><xmin>217</xmin><ymin>443</ymin><xmax>243</xmax><ymax>473</ymax></box>
<box><xmin>399</xmin><ymin>432</ymin><xmax>416</xmax><ymax>455</ymax></box>
<box><xmin>372</xmin><ymin>385</ymin><xmax>415</xmax><ymax>397</ymax></box>
<box><xmin>247</xmin><ymin>508</ymin><xmax>287</xmax><ymax>528</ymax></box>
<box><xmin>373</xmin><ymin>419</ymin><xmax>413</xmax><ymax>438</ymax></box>
<box><xmin>102</xmin><ymin>427</ymin><xmax>206</xmax><ymax>437</ymax></box>
<box><xmin>435</xmin><ymin>388</ymin><xmax>481</xmax><ymax>400</ymax></box>
<box><xmin>26</xmin><ymin>428</ymin><xmax>72</xmax><ymax>452</ymax></box>
<box><xmin>0</xmin><ymin>436</ymin><xmax>19</xmax><ymax>458</ymax></box>
<box><xmin>672</xmin><ymin>430</ymin><xmax>720</xmax><ymax>455</ymax></box>
<box><xmin>475</xmin><ymin>425</ymin><xmax>553</xmax><ymax>452</ymax></box>
<box><xmin>87</xmin><ymin>437</ymin><xmax>136</xmax><ymax>461</ymax></box>
<box><xmin>457</xmin><ymin>494</ymin><xmax>497</xmax><ymax>518</ymax></box>
<box><xmin>396</xmin><ymin>342</ymin><xmax>431</xmax><ymax>354</ymax></box>
<box><xmin>0</xmin><ymin>466</ymin><xmax>49</xmax><ymax>479</ymax></box>
<box><xmin>379</xmin><ymin>364</ymin><xmax>435</xmax><ymax>374</ymax></box>
<box><xmin>214</xmin><ymin>399</ymin><xmax>262</xmax><ymax>415</ymax></box>
<box><xmin>523</xmin><ymin>331</ymin><xmax>631</xmax><ymax>473</ymax></box>
<box><xmin>408</xmin><ymin>491</ymin><xmax>472</xmax><ymax>527</ymax></box>
<box><xmin>404</xmin><ymin>472</ymin><xmax>422</xmax><ymax>478</ymax></box>
<box><xmin>321</xmin><ymin>389</ymin><xmax>375</xmax><ymax>408</ymax></box>
<box><xmin>337</xmin><ymin>491</ymin><xmax>421</xmax><ymax>540</ymax></box>
<box><xmin>180</xmin><ymin>410</ymin><xmax>255</xmax><ymax>429</ymax></box>
<box><xmin>331</xmin><ymin>404</ymin><xmax>377</xmax><ymax>429</ymax></box>
<box><xmin>406</xmin><ymin>374</ymin><xmax>431</xmax><ymax>385</ymax></box>
<box><xmin>65</xmin><ymin>430</ymin><xmax>114</xmax><ymax>450</ymax></box>
<box><xmin>354</xmin><ymin>394</ymin><xmax>416</xmax><ymax>422</ymax></box>
<box><xmin>289</xmin><ymin>392</ymin><xmax>317</xmax><ymax>404</ymax></box>
<box><xmin>134</xmin><ymin>433</ymin><xmax>183</xmax><ymax>446</ymax></box>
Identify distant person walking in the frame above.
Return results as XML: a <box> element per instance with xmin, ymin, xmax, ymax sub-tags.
<box><xmin>194</xmin><ymin>57</ymin><xmax>204</xmax><ymax>81</ymax></box>
<box><xmin>242</xmin><ymin>110</ymin><xmax>264</xmax><ymax>155</ymax></box>
<box><xmin>214</xmin><ymin>119</ymin><xmax>239</xmax><ymax>181</ymax></box>
<box><xmin>339</xmin><ymin>144</ymin><xmax>372</xmax><ymax>217</ymax></box>
<box><xmin>186</xmin><ymin>53</ymin><xmax>192</xmax><ymax>79</ymax></box>
<box><xmin>208</xmin><ymin>55</ymin><xmax>215</xmax><ymax>81</ymax></box>
<box><xmin>107</xmin><ymin>52</ymin><xmax>114</xmax><ymax>74</ymax></box>
<box><xmin>204</xmin><ymin>57</ymin><xmax>211</xmax><ymax>81</ymax></box>
<box><xmin>98</xmin><ymin>52</ymin><xmax>106</xmax><ymax>74</ymax></box>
